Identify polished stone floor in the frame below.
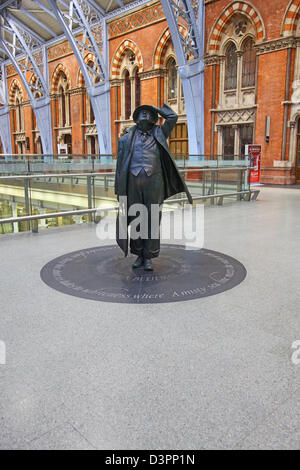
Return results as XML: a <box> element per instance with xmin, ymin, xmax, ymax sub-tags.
<box><xmin>0</xmin><ymin>186</ymin><xmax>300</xmax><ymax>450</ymax></box>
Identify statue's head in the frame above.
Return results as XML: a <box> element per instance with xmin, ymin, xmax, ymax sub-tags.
<box><xmin>133</xmin><ymin>105</ymin><xmax>158</xmax><ymax>131</ymax></box>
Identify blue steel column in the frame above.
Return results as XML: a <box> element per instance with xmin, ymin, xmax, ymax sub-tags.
<box><xmin>160</xmin><ymin>0</ymin><xmax>205</xmax><ymax>158</ymax></box>
<box><xmin>33</xmin><ymin>46</ymin><xmax>53</xmax><ymax>158</ymax></box>
<box><xmin>46</xmin><ymin>0</ymin><xmax>111</xmax><ymax>154</ymax></box>
<box><xmin>0</xmin><ymin>16</ymin><xmax>54</xmax><ymax>155</ymax></box>
<box><xmin>0</xmin><ymin>65</ymin><xmax>13</xmax><ymax>156</ymax></box>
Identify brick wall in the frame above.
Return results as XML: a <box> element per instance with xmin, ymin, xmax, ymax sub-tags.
<box><xmin>3</xmin><ymin>0</ymin><xmax>299</xmax><ymax>183</ymax></box>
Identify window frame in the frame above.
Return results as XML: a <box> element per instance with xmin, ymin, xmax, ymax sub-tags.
<box><xmin>224</xmin><ymin>41</ymin><xmax>238</xmax><ymax>91</ymax></box>
<box><xmin>241</xmin><ymin>37</ymin><xmax>256</xmax><ymax>89</ymax></box>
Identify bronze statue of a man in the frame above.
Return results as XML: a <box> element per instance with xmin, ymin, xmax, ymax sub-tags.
<box><xmin>115</xmin><ymin>103</ymin><xmax>192</xmax><ymax>271</ymax></box>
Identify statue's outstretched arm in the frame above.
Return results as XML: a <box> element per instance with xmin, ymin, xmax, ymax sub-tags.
<box><xmin>153</xmin><ymin>103</ymin><xmax>178</xmax><ymax>138</ymax></box>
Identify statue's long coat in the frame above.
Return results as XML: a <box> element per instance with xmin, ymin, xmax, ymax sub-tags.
<box><xmin>115</xmin><ymin>106</ymin><xmax>193</xmax><ymax>256</ymax></box>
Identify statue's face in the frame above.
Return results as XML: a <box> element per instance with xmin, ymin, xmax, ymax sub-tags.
<box><xmin>137</xmin><ymin>110</ymin><xmax>152</xmax><ymax>122</ymax></box>
<box><xmin>137</xmin><ymin>109</ymin><xmax>155</xmax><ymax>131</ymax></box>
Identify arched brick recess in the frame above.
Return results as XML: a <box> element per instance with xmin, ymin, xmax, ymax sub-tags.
<box><xmin>51</xmin><ymin>63</ymin><xmax>71</xmax><ymax>93</ymax></box>
<box><xmin>153</xmin><ymin>26</ymin><xmax>187</xmax><ymax>68</ymax></box>
<box><xmin>77</xmin><ymin>53</ymin><xmax>97</xmax><ymax>87</ymax></box>
<box><xmin>281</xmin><ymin>0</ymin><xmax>300</xmax><ymax>36</ymax></box>
<box><xmin>207</xmin><ymin>1</ymin><xmax>265</xmax><ymax>55</ymax></box>
<box><xmin>9</xmin><ymin>78</ymin><xmax>24</xmax><ymax>105</ymax></box>
<box><xmin>111</xmin><ymin>39</ymin><xmax>143</xmax><ymax>79</ymax></box>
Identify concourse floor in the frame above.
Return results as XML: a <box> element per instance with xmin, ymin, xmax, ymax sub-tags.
<box><xmin>0</xmin><ymin>186</ymin><xmax>300</xmax><ymax>450</ymax></box>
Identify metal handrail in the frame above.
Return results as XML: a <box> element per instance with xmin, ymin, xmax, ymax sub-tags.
<box><xmin>0</xmin><ymin>167</ymin><xmax>248</xmax><ymax>181</ymax></box>
<box><xmin>0</xmin><ymin>190</ymin><xmax>259</xmax><ymax>226</ymax></box>
<box><xmin>0</xmin><ymin>153</ymin><xmax>248</xmax><ymax>159</ymax></box>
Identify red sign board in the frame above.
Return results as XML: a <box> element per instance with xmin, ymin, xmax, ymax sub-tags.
<box><xmin>246</xmin><ymin>144</ymin><xmax>261</xmax><ymax>184</ymax></box>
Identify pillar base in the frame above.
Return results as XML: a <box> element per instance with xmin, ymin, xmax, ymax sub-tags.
<box><xmin>261</xmin><ymin>164</ymin><xmax>295</xmax><ymax>185</ymax></box>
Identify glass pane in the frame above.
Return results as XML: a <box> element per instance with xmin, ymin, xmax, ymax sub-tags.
<box><xmin>240</xmin><ymin>124</ymin><xmax>254</xmax><ymax>157</ymax></box>
<box><xmin>225</xmin><ymin>43</ymin><xmax>237</xmax><ymax>90</ymax></box>
<box><xmin>135</xmin><ymin>69</ymin><xmax>141</xmax><ymax>108</ymax></box>
<box><xmin>124</xmin><ymin>70</ymin><xmax>131</xmax><ymax>120</ymax></box>
<box><xmin>297</xmin><ymin>135</ymin><xmax>300</xmax><ymax>166</ymax></box>
<box><xmin>167</xmin><ymin>58</ymin><xmax>178</xmax><ymax>100</ymax></box>
<box><xmin>242</xmin><ymin>38</ymin><xmax>256</xmax><ymax>88</ymax></box>
<box><xmin>223</xmin><ymin>126</ymin><xmax>235</xmax><ymax>159</ymax></box>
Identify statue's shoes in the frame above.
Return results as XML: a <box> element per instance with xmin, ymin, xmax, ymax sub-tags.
<box><xmin>132</xmin><ymin>256</ymin><xmax>144</xmax><ymax>269</ymax></box>
<box><xmin>144</xmin><ymin>259</ymin><xmax>153</xmax><ymax>271</ymax></box>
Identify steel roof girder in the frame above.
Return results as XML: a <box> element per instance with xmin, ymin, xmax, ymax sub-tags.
<box><xmin>6</xmin><ymin>12</ymin><xmax>46</xmax><ymax>44</ymax></box>
<box><xmin>0</xmin><ymin>38</ymin><xmax>53</xmax><ymax>154</ymax></box>
<box><xmin>180</xmin><ymin>61</ymin><xmax>205</xmax><ymax>156</ymax></box>
<box><xmin>0</xmin><ymin>64</ymin><xmax>9</xmax><ymax>106</ymax></box>
<box><xmin>46</xmin><ymin>0</ymin><xmax>111</xmax><ymax>153</ymax></box>
<box><xmin>3</xmin><ymin>16</ymin><xmax>49</xmax><ymax>95</ymax></box>
<box><xmin>19</xmin><ymin>6</ymin><xmax>56</xmax><ymax>38</ymax></box>
<box><xmin>0</xmin><ymin>109</ymin><xmax>12</xmax><ymax>154</ymax></box>
<box><xmin>0</xmin><ymin>64</ymin><xmax>13</xmax><ymax>154</ymax></box>
<box><xmin>160</xmin><ymin>0</ymin><xmax>205</xmax><ymax>156</ymax></box>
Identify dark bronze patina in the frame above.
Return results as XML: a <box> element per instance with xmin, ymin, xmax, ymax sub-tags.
<box><xmin>115</xmin><ymin>103</ymin><xmax>192</xmax><ymax>271</ymax></box>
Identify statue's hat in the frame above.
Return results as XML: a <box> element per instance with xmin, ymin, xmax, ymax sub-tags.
<box><xmin>133</xmin><ymin>105</ymin><xmax>158</xmax><ymax>123</ymax></box>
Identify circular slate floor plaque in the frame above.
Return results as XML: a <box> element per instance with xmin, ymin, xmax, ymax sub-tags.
<box><xmin>40</xmin><ymin>244</ymin><xmax>247</xmax><ymax>304</ymax></box>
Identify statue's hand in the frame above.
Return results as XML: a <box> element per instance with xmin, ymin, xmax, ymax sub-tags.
<box><xmin>154</xmin><ymin>103</ymin><xmax>173</xmax><ymax>119</ymax></box>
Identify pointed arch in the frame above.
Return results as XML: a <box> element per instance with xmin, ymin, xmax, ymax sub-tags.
<box><xmin>153</xmin><ymin>26</ymin><xmax>187</xmax><ymax>69</ymax></box>
<box><xmin>281</xmin><ymin>0</ymin><xmax>300</xmax><ymax>36</ymax></box>
<box><xmin>77</xmin><ymin>53</ymin><xmax>98</xmax><ymax>87</ymax></box>
<box><xmin>9</xmin><ymin>78</ymin><xmax>24</xmax><ymax>105</ymax></box>
<box><xmin>207</xmin><ymin>1</ymin><xmax>265</xmax><ymax>55</ymax></box>
<box><xmin>111</xmin><ymin>39</ymin><xmax>143</xmax><ymax>79</ymax></box>
<box><xmin>51</xmin><ymin>63</ymin><xmax>71</xmax><ymax>93</ymax></box>
<box><xmin>29</xmin><ymin>73</ymin><xmax>43</xmax><ymax>98</ymax></box>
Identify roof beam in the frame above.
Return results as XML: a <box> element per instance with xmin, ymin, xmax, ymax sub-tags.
<box><xmin>7</xmin><ymin>13</ymin><xmax>46</xmax><ymax>43</ymax></box>
<box><xmin>0</xmin><ymin>0</ymin><xmax>18</xmax><ymax>12</ymax></box>
<box><xmin>33</xmin><ymin>0</ymin><xmax>58</xmax><ymax>20</ymax></box>
<box><xmin>58</xmin><ymin>0</ymin><xmax>69</xmax><ymax>9</ymax></box>
<box><xmin>19</xmin><ymin>6</ymin><xmax>56</xmax><ymax>37</ymax></box>
<box><xmin>85</xmin><ymin>0</ymin><xmax>105</xmax><ymax>16</ymax></box>
<box><xmin>115</xmin><ymin>0</ymin><xmax>125</xmax><ymax>8</ymax></box>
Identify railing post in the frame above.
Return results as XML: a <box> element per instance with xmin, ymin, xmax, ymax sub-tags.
<box><xmin>237</xmin><ymin>169</ymin><xmax>243</xmax><ymax>201</ymax></box>
<box><xmin>202</xmin><ymin>170</ymin><xmax>206</xmax><ymax>196</ymax></box>
<box><xmin>23</xmin><ymin>179</ymin><xmax>31</xmax><ymax>231</ymax></box>
<box><xmin>104</xmin><ymin>175</ymin><xmax>108</xmax><ymax>191</ymax></box>
<box><xmin>32</xmin><ymin>219</ymin><xmax>39</xmax><ymax>233</ymax></box>
<box><xmin>87</xmin><ymin>175</ymin><xmax>93</xmax><ymax>222</ymax></box>
<box><xmin>210</xmin><ymin>170</ymin><xmax>215</xmax><ymax>205</ymax></box>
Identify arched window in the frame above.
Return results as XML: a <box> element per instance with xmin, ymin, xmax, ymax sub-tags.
<box><xmin>225</xmin><ymin>43</ymin><xmax>237</xmax><ymax>90</ymax></box>
<box><xmin>242</xmin><ymin>38</ymin><xmax>256</xmax><ymax>88</ymax></box>
<box><xmin>134</xmin><ymin>68</ymin><xmax>141</xmax><ymax>108</ymax></box>
<box><xmin>167</xmin><ymin>57</ymin><xmax>178</xmax><ymax>100</ymax></box>
<box><xmin>90</xmin><ymin>98</ymin><xmax>95</xmax><ymax>123</ymax></box>
<box><xmin>56</xmin><ymin>71</ymin><xmax>70</xmax><ymax>127</ymax></box>
<box><xmin>124</xmin><ymin>70</ymin><xmax>131</xmax><ymax>120</ymax></box>
<box><xmin>13</xmin><ymin>86</ymin><xmax>24</xmax><ymax>134</ymax></box>
<box><xmin>16</xmin><ymin>97</ymin><xmax>22</xmax><ymax>132</ymax></box>
<box><xmin>59</xmin><ymin>85</ymin><xmax>66</xmax><ymax>127</ymax></box>
<box><xmin>85</xmin><ymin>95</ymin><xmax>95</xmax><ymax>124</ymax></box>
<box><xmin>118</xmin><ymin>49</ymin><xmax>142</xmax><ymax>121</ymax></box>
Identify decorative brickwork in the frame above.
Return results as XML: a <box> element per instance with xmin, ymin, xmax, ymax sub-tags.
<box><xmin>51</xmin><ymin>63</ymin><xmax>72</xmax><ymax>93</ymax></box>
<box><xmin>111</xmin><ymin>39</ymin><xmax>143</xmax><ymax>79</ymax></box>
<box><xmin>108</xmin><ymin>2</ymin><xmax>164</xmax><ymax>39</ymax></box>
<box><xmin>281</xmin><ymin>0</ymin><xmax>300</xmax><ymax>36</ymax></box>
<box><xmin>6</xmin><ymin>64</ymin><xmax>16</xmax><ymax>78</ymax></box>
<box><xmin>48</xmin><ymin>42</ymin><xmax>74</xmax><ymax>63</ymax></box>
<box><xmin>9</xmin><ymin>78</ymin><xmax>24</xmax><ymax>105</ymax></box>
<box><xmin>207</xmin><ymin>1</ymin><xmax>265</xmax><ymax>54</ymax></box>
<box><xmin>153</xmin><ymin>26</ymin><xmax>187</xmax><ymax>68</ymax></box>
<box><xmin>77</xmin><ymin>54</ymin><xmax>96</xmax><ymax>86</ymax></box>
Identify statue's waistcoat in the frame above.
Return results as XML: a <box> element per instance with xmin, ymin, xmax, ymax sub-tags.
<box><xmin>129</xmin><ymin>129</ymin><xmax>162</xmax><ymax>177</ymax></box>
